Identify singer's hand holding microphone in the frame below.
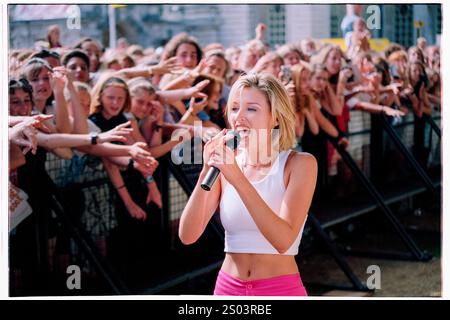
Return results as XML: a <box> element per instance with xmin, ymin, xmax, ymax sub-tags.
<box><xmin>201</xmin><ymin>129</ymin><xmax>241</xmax><ymax>191</ymax></box>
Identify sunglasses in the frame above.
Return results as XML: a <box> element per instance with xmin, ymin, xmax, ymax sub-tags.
<box><xmin>25</xmin><ymin>57</ymin><xmax>53</xmax><ymax>71</ymax></box>
<box><xmin>9</xmin><ymin>78</ymin><xmax>33</xmax><ymax>92</ymax></box>
<box><xmin>36</xmin><ymin>49</ymin><xmax>61</xmax><ymax>59</ymax></box>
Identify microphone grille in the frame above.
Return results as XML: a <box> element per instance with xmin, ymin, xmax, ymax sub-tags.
<box><xmin>226</xmin><ymin>130</ymin><xmax>241</xmax><ymax>150</ymax></box>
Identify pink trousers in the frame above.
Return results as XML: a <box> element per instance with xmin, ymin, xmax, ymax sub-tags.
<box><xmin>213</xmin><ymin>270</ymin><xmax>308</xmax><ymax>296</ymax></box>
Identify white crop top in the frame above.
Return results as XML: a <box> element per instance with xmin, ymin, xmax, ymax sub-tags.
<box><xmin>219</xmin><ymin>150</ymin><xmax>305</xmax><ymax>255</ymax></box>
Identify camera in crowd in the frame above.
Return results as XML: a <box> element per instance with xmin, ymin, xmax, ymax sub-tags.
<box><xmin>281</xmin><ymin>65</ymin><xmax>292</xmax><ymax>83</ymax></box>
<box><xmin>341</xmin><ymin>63</ymin><xmax>355</xmax><ymax>83</ymax></box>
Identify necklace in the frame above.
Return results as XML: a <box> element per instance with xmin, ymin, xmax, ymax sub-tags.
<box><xmin>242</xmin><ymin>158</ymin><xmax>276</xmax><ymax>182</ymax></box>
<box><xmin>241</xmin><ymin>154</ymin><xmax>276</xmax><ymax>169</ymax></box>
<box><xmin>242</xmin><ymin>162</ymin><xmax>272</xmax><ymax>168</ymax></box>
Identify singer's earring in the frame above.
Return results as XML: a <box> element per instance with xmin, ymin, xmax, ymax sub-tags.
<box><xmin>273</xmin><ymin>119</ymin><xmax>279</xmax><ymax>129</ymax></box>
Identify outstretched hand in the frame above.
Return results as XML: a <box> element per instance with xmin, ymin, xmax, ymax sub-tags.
<box><xmin>128</xmin><ymin>142</ymin><xmax>152</xmax><ymax>163</ymax></box>
<box><xmin>9</xmin><ymin>115</ymin><xmax>54</xmax><ymax>154</ymax></box>
<box><xmin>185</xmin><ymin>58</ymin><xmax>207</xmax><ymax>80</ymax></box>
<box><xmin>98</xmin><ymin>121</ymin><xmax>133</xmax><ymax>143</ymax></box>
<box><xmin>383</xmin><ymin>106</ymin><xmax>406</xmax><ymax>117</ymax></box>
<box><xmin>188</xmin><ymin>79</ymin><xmax>210</xmax><ymax>99</ymax></box>
<box><xmin>9</xmin><ymin>120</ymin><xmax>38</xmax><ymax>155</ymax></box>
<box><xmin>152</xmin><ymin>56</ymin><xmax>183</xmax><ymax>75</ymax></box>
<box><xmin>31</xmin><ymin>114</ymin><xmax>54</xmax><ymax>133</ymax></box>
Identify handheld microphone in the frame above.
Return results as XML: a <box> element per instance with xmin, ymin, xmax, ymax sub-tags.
<box><xmin>201</xmin><ymin>131</ymin><xmax>241</xmax><ymax>191</ymax></box>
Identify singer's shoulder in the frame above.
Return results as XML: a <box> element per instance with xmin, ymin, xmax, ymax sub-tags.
<box><xmin>287</xmin><ymin>150</ymin><xmax>317</xmax><ymax>164</ymax></box>
<box><xmin>286</xmin><ymin>151</ymin><xmax>317</xmax><ymax>174</ymax></box>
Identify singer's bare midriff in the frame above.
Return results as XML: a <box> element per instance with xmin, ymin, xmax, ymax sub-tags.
<box><xmin>221</xmin><ymin>253</ymin><xmax>299</xmax><ymax>280</ymax></box>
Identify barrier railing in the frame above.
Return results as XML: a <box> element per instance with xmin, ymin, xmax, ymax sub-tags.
<box><xmin>9</xmin><ymin>112</ymin><xmax>441</xmax><ymax>295</ymax></box>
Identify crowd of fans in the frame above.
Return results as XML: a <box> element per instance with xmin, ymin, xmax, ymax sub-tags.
<box><xmin>8</xmin><ymin>7</ymin><xmax>441</xmax><ymax>292</ymax></box>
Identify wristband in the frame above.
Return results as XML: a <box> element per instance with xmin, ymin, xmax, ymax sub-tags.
<box><xmin>90</xmin><ymin>132</ymin><xmax>98</xmax><ymax>145</ymax></box>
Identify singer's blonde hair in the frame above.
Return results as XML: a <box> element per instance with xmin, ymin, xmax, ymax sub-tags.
<box><xmin>225</xmin><ymin>72</ymin><xmax>297</xmax><ymax>151</ymax></box>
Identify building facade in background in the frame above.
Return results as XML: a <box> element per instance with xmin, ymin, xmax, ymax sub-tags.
<box><xmin>9</xmin><ymin>4</ymin><xmax>442</xmax><ymax>50</ymax></box>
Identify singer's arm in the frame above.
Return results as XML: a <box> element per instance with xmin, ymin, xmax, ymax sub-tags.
<box><xmin>178</xmin><ymin>166</ymin><xmax>222</xmax><ymax>245</ymax></box>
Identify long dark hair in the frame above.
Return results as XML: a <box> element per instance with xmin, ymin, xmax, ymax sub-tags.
<box><xmin>9</xmin><ymin>78</ymin><xmax>34</xmax><ymax>103</ymax></box>
<box><xmin>161</xmin><ymin>33</ymin><xmax>203</xmax><ymax>65</ymax></box>
<box><xmin>406</xmin><ymin>61</ymin><xmax>428</xmax><ymax>96</ymax></box>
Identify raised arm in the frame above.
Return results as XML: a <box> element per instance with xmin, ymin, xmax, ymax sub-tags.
<box><xmin>50</xmin><ymin>67</ymin><xmax>73</xmax><ymax>133</ymax></box>
<box><xmin>78</xmin><ymin>141</ymin><xmax>152</xmax><ymax>163</ymax></box>
<box><xmin>148</xmin><ymin>130</ymin><xmax>190</xmax><ymax>159</ymax></box>
<box><xmin>312</xmin><ymin>104</ymin><xmax>339</xmax><ymax>137</ymax></box>
<box><xmin>325</xmin><ymin>82</ymin><xmax>344</xmax><ymax>116</ymax></box>
<box><xmin>303</xmin><ymin>108</ymin><xmax>320</xmax><ymax>135</ymax></box>
<box><xmin>66</xmin><ymin>77</ymin><xmax>89</xmax><ymax>134</ymax></box>
<box><xmin>36</xmin><ymin>122</ymin><xmax>131</xmax><ymax>149</ymax></box>
<box><xmin>116</xmin><ymin>57</ymin><xmax>181</xmax><ymax>79</ymax></box>
<box><xmin>161</xmin><ymin>59</ymin><xmax>206</xmax><ymax>91</ymax></box>
<box><xmin>157</xmin><ymin>79</ymin><xmax>209</xmax><ymax>104</ymax></box>
<box><xmin>353</xmin><ymin>100</ymin><xmax>405</xmax><ymax>117</ymax></box>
